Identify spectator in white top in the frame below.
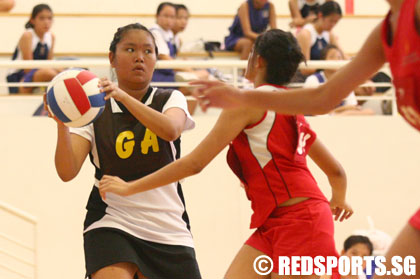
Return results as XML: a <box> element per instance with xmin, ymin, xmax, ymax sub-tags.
<box><xmin>296</xmin><ymin>1</ymin><xmax>343</xmax><ymax>76</ymax></box>
<box><xmin>150</xmin><ymin>2</ymin><xmax>209</xmax><ymax>86</ymax></box>
<box><xmin>172</xmin><ymin>4</ymin><xmax>189</xmax><ymax>52</ymax></box>
<box><xmin>304</xmin><ymin>44</ymin><xmax>374</xmax><ymax>116</ymax></box>
<box><xmin>150</xmin><ymin>2</ymin><xmax>178</xmax><ymax>83</ymax></box>
<box><xmin>6</xmin><ymin>4</ymin><xmax>60</xmax><ymax>94</ymax></box>
<box><xmin>172</xmin><ymin>4</ymin><xmax>210</xmax><ymax>80</ymax></box>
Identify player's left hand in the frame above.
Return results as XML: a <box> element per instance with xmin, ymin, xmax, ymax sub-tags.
<box><xmin>330</xmin><ymin>198</ymin><xmax>354</xmax><ymax>222</ymax></box>
<box><xmin>98</xmin><ymin>77</ymin><xmax>128</xmax><ymax>102</ymax></box>
<box><xmin>98</xmin><ymin>175</ymin><xmax>133</xmax><ymax>199</ymax></box>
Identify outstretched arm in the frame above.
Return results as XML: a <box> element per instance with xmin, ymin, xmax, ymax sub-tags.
<box><xmin>308</xmin><ymin>138</ymin><xmax>353</xmax><ymax>221</ymax></box>
<box><xmin>193</xmin><ymin>22</ymin><xmax>386</xmax><ymax>115</ymax></box>
<box><xmin>98</xmin><ymin>107</ymin><xmax>255</xmax><ymax>197</ymax></box>
<box><xmin>54</xmin><ymin>124</ymin><xmax>91</xmax><ymax>182</ymax></box>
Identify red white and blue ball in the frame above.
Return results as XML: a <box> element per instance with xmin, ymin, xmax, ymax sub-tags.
<box><xmin>46</xmin><ymin>69</ymin><xmax>105</xmax><ymax>127</ymax></box>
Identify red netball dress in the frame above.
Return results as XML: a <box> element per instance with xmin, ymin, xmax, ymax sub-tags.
<box><xmin>381</xmin><ymin>0</ymin><xmax>420</xmax><ymax>229</ymax></box>
<box><xmin>227</xmin><ymin>84</ymin><xmax>338</xmax><ymax>274</ymax></box>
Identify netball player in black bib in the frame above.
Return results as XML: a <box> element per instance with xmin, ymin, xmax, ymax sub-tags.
<box><xmin>45</xmin><ymin>23</ymin><xmax>200</xmax><ymax>279</ymax></box>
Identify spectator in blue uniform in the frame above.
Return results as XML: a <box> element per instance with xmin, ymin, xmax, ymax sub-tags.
<box><xmin>224</xmin><ymin>0</ymin><xmax>277</xmax><ymax>60</ymax></box>
<box><xmin>7</xmin><ymin>4</ymin><xmax>60</xmax><ymax>94</ymax></box>
<box><xmin>296</xmin><ymin>0</ymin><xmax>342</xmax><ymax>76</ymax></box>
<box><xmin>150</xmin><ymin>2</ymin><xmax>178</xmax><ymax>84</ymax></box>
<box><xmin>288</xmin><ymin>0</ymin><xmax>333</xmax><ymax>28</ymax></box>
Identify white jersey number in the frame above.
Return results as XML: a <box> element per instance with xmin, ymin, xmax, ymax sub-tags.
<box><xmin>297</xmin><ymin>132</ymin><xmax>311</xmax><ymax>155</ymax></box>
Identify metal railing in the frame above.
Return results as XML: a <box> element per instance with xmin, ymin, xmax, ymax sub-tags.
<box><xmin>0</xmin><ymin>59</ymin><xmax>395</xmax><ymax>114</ymax></box>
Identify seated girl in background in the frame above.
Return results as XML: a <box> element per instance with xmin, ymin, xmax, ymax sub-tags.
<box><xmin>172</xmin><ymin>3</ymin><xmax>189</xmax><ymax>51</ymax></box>
<box><xmin>296</xmin><ymin>0</ymin><xmax>343</xmax><ymax>77</ymax></box>
<box><xmin>150</xmin><ymin>2</ymin><xmax>178</xmax><ymax>83</ymax></box>
<box><xmin>171</xmin><ymin>3</ymin><xmax>211</xmax><ymax>83</ymax></box>
<box><xmin>224</xmin><ymin>0</ymin><xmax>277</xmax><ymax>60</ymax></box>
<box><xmin>7</xmin><ymin>4</ymin><xmax>59</xmax><ymax>94</ymax></box>
<box><xmin>304</xmin><ymin>45</ymin><xmax>374</xmax><ymax>116</ymax></box>
<box><xmin>151</xmin><ymin>2</ymin><xmax>209</xmax><ymax>84</ymax></box>
<box><xmin>329</xmin><ymin>235</ymin><xmax>373</xmax><ymax>279</ymax></box>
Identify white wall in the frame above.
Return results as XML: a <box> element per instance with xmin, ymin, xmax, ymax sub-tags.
<box><xmin>1</xmin><ymin>108</ymin><xmax>420</xmax><ymax>279</ymax></box>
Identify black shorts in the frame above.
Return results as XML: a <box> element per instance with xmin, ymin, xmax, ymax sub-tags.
<box><xmin>84</xmin><ymin>228</ymin><xmax>201</xmax><ymax>279</ymax></box>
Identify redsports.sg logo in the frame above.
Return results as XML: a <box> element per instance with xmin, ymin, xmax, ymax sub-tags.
<box><xmin>253</xmin><ymin>255</ymin><xmax>416</xmax><ymax>276</ymax></box>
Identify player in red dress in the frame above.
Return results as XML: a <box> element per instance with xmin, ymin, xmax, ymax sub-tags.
<box><xmin>192</xmin><ymin>1</ymin><xmax>420</xmax><ymax>278</ymax></box>
<box><xmin>98</xmin><ymin>29</ymin><xmax>353</xmax><ymax>279</ymax></box>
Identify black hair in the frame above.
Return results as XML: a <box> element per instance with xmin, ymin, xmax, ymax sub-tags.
<box><xmin>254</xmin><ymin>29</ymin><xmax>305</xmax><ymax>86</ymax></box>
<box><xmin>175</xmin><ymin>4</ymin><xmax>189</xmax><ymax>13</ymax></box>
<box><xmin>156</xmin><ymin>2</ymin><xmax>176</xmax><ymax>16</ymax></box>
<box><xmin>320</xmin><ymin>44</ymin><xmax>343</xmax><ymax>60</ymax></box>
<box><xmin>109</xmin><ymin>23</ymin><xmax>158</xmax><ymax>56</ymax></box>
<box><xmin>25</xmin><ymin>4</ymin><xmax>52</xmax><ymax>29</ymax></box>
<box><xmin>319</xmin><ymin>1</ymin><xmax>342</xmax><ymax>17</ymax></box>
<box><xmin>344</xmin><ymin>235</ymin><xmax>374</xmax><ymax>255</ymax></box>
